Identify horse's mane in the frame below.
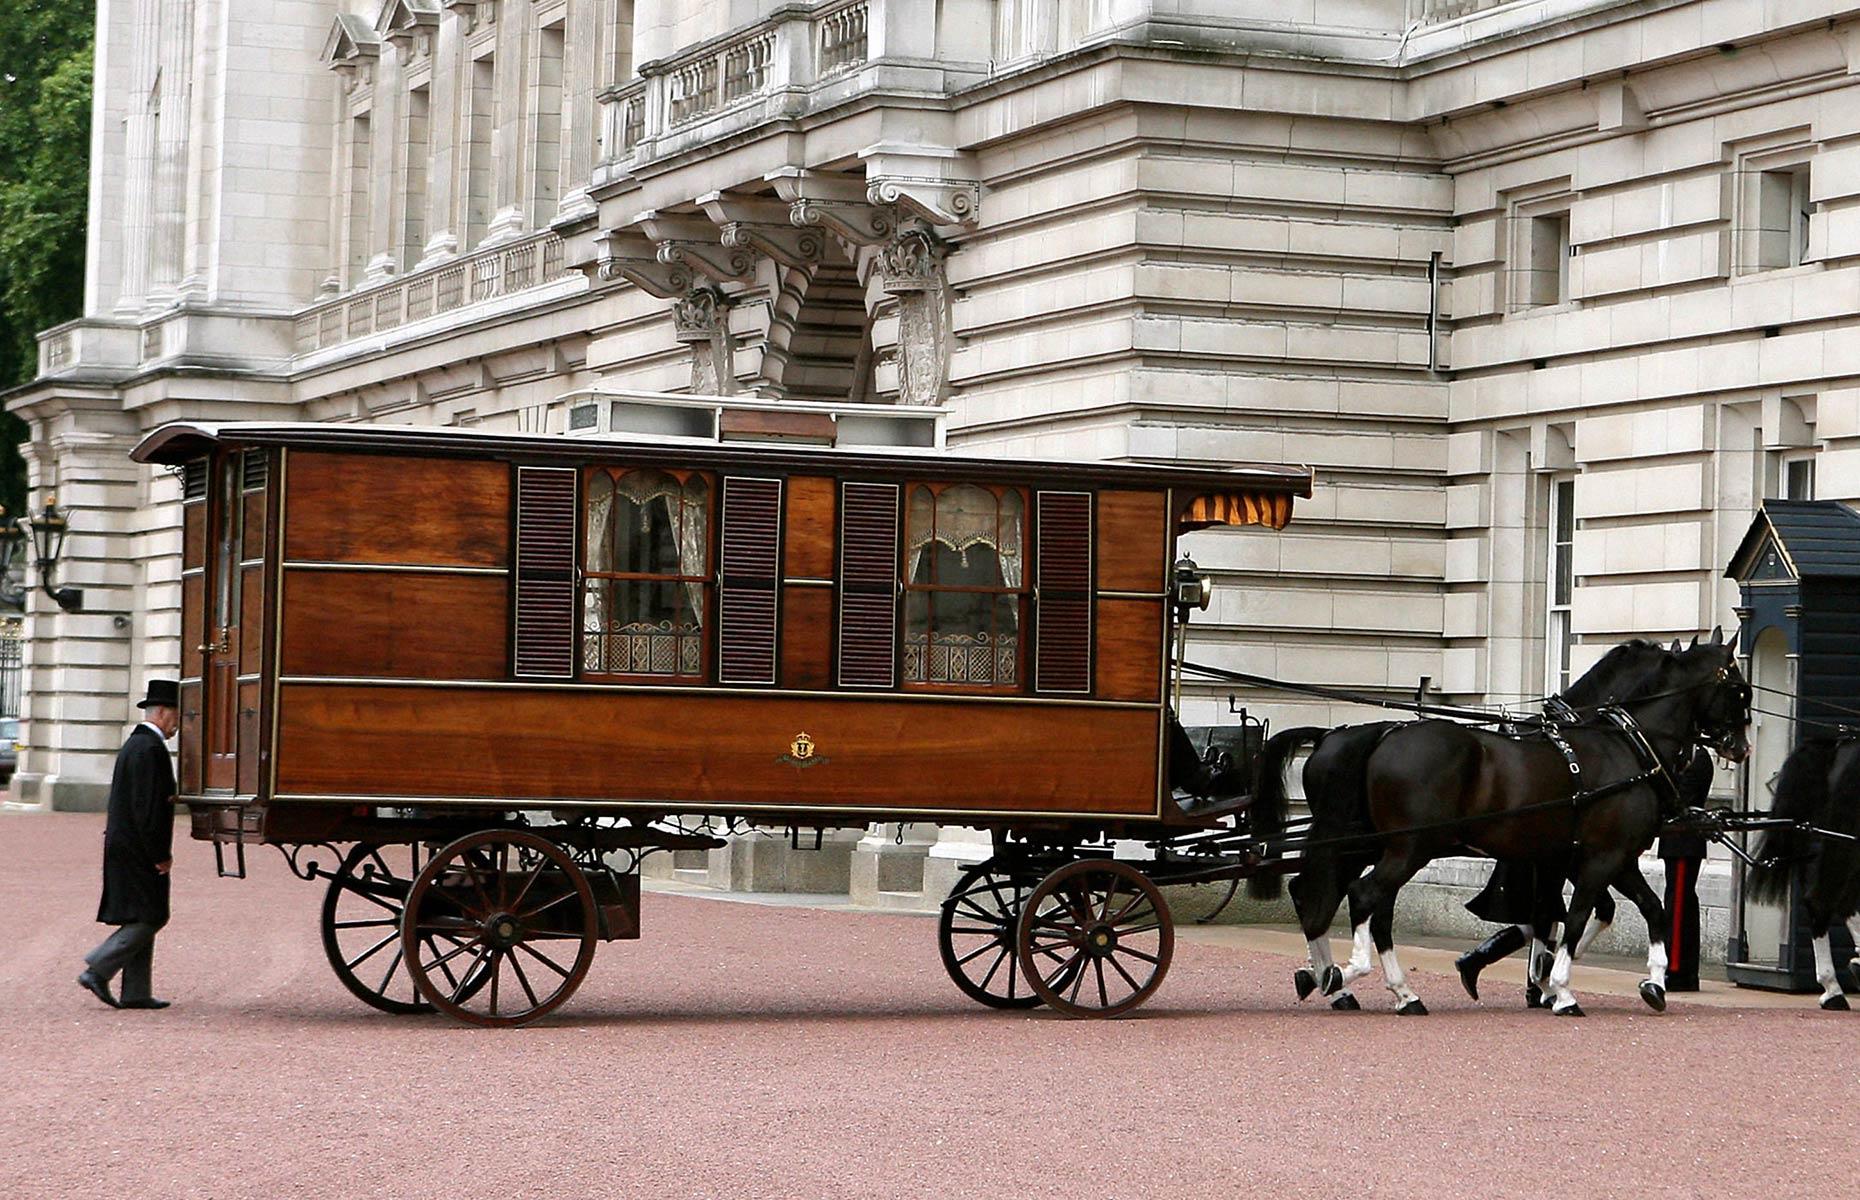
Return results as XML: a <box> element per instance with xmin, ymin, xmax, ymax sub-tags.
<box><xmin>1559</xmin><ymin>639</ymin><xmax>1670</xmax><ymax>707</ymax></box>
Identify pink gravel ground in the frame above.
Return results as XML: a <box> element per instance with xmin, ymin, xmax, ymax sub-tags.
<box><xmin>2</xmin><ymin>810</ymin><xmax>1856</xmax><ymax>1200</ymax></box>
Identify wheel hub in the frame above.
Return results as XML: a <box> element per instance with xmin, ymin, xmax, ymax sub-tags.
<box><xmin>483</xmin><ymin>911</ymin><xmax>524</xmax><ymax>950</ymax></box>
<box><xmin>1085</xmin><ymin>923</ymin><xmax>1118</xmax><ymax>958</ymax></box>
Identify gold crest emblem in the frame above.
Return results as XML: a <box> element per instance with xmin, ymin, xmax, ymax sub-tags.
<box><xmin>778</xmin><ymin>731</ymin><xmax>827</xmax><ymax>769</ymax></box>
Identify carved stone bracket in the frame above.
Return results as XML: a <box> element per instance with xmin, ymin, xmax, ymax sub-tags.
<box><xmin>672</xmin><ymin>286</ymin><xmax>735</xmax><ymax>395</ymax></box>
<box><xmin>866</xmin><ymin>177</ymin><xmax>980</xmax><ymax>228</ymax></box>
<box><xmin>376</xmin><ymin>0</ymin><xmax>439</xmax><ymax>57</ymax></box>
<box><xmin>636</xmin><ymin>211</ymin><xmax>756</xmax><ymax>283</ymax></box>
<box><xmin>699</xmin><ymin>192</ymin><xmax>826</xmax><ymax>270</ymax></box>
<box><xmin>594</xmin><ymin>230</ymin><xmax>693</xmax><ymax>298</ymax></box>
<box><xmin>767</xmin><ymin>167</ymin><xmax>897</xmax><ymax>249</ymax></box>
<box><xmin>878</xmin><ymin>223</ymin><xmax>952</xmax><ymax>407</ymax></box>
<box><xmin>323</xmin><ymin>13</ymin><xmax>382</xmax><ymax>86</ymax></box>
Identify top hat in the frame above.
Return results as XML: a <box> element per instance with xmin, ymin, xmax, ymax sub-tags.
<box><xmin>137</xmin><ymin>679</ymin><xmax>180</xmax><ymax>710</ymax></box>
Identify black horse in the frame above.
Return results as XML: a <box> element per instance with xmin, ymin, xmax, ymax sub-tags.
<box><xmin>1257</xmin><ymin>635</ymin><xmax>1750</xmax><ymax>1016</ymax></box>
<box><xmin>1748</xmin><ymin>737</ymin><xmax>1860</xmax><ymax>1010</ymax></box>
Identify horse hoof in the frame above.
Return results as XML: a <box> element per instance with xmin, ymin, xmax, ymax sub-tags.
<box><xmin>1330</xmin><ymin>992</ymin><xmax>1361</xmax><ymax>1011</ymax></box>
<box><xmin>1396</xmin><ymin>998</ymin><xmax>1429</xmax><ymax>1017</ymax></box>
<box><xmin>1455</xmin><ymin>958</ymin><xmax>1480</xmax><ymax>1002</ymax></box>
<box><xmin>1820</xmin><ymin>993</ymin><xmax>1851</xmax><ymax>1012</ymax></box>
<box><xmin>1639</xmin><ymin>982</ymin><xmax>1667</xmax><ymax>1013</ymax></box>
<box><xmin>1294</xmin><ymin>968</ymin><xmax>1317</xmax><ymax>1002</ymax></box>
<box><xmin>1321</xmin><ymin>965</ymin><xmax>1344</xmax><ymax>996</ymax></box>
<box><xmin>1554</xmin><ymin>1002</ymin><xmax>1585</xmax><ymax>1018</ymax></box>
<box><xmin>1525</xmin><ymin>983</ymin><xmax>1545</xmax><ymax>1009</ymax></box>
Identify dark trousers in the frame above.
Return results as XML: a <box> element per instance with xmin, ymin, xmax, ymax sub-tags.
<box><xmin>86</xmin><ymin>921</ymin><xmax>163</xmax><ymax>1003</ymax></box>
<box><xmin>1662</xmin><ymin>858</ymin><xmax>1702</xmax><ymax>987</ymax></box>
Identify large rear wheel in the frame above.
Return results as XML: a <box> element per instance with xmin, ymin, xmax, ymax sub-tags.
<box><xmin>321</xmin><ymin>843</ymin><xmax>456</xmax><ymax>1015</ymax></box>
<box><xmin>1015</xmin><ymin>859</ymin><xmax>1174</xmax><ymax>1018</ymax></box>
<box><xmin>401</xmin><ymin>830</ymin><xmax>598</xmax><ymax>1028</ymax></box>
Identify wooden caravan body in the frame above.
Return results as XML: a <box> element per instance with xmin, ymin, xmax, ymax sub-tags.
<box><xmin>134</xmin><ymin>414</ymin><xmax>1310</xmax><ymax>839</ymax></box>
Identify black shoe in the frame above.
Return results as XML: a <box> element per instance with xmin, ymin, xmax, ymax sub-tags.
<box><xmin>120</xmin><ymin>997</ymin><xmax>171</xmax><ymax>1010</ymax></box>
<box><xmin>1456</xmin><ymin>925</ymin><xmax>1528</xmax><ymax>1001</ymax></box>
<box><xmin>77</xmin><ymin>970</ymin><xmax>118</xmax><ymax>1009</ymax></box>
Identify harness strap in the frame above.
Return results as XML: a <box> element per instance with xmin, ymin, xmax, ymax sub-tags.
<box><xmin>1600</xmin><ymin>705</ymin><xmax>1685</xmax><ymax>816</ymax></box>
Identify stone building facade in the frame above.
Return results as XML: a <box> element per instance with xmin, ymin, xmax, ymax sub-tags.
<box><xmin>12</xmin><ymin>0</ymin><xmax>1858</xmax><ymax>950</ymax></box>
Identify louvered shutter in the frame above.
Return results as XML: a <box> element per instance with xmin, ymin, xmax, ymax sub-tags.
<box><xmin>837</xmin><ymin>481</ymin><xmax>900</xmax><ymax>688</ymax></box>
<box><xmin>718</xmin><ymin>476</ymin><xmax>782</xmax><ymax>685</ymax></box>
<box><xmin>1035</xmin><ymin>491</ymin><xmax>1093</xmax><ymax>694</ymax></box>
<box><xmin>513</xmin><ymin>466</ymin><xmax>578</xmax><ymax>679</ymax></box>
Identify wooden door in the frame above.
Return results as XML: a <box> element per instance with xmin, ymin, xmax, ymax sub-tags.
<box><xmin>204</xmin><ymin>452</ymin><xmax>243</xmax><ymax>791</ymax></box>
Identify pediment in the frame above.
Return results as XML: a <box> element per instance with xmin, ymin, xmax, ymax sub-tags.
<box><xmin>323</xmin><ymin>13</ymin><xmax>383</xmax><ymax>66</ymax></box>
<box><xmin>376</xmin><ymin>0</ymin><xmax>440</xmax><ymax>45</ymax></box>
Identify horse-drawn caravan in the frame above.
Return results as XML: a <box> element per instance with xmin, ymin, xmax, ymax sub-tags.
<box><xmin>136</xmin><ymin>395</ymin><xmax>1852</xmax><ymax>1026</ymax></box>
<box><xmin>132</xmin><ymin>399</ymin><xmax>1312</xmax><ymax>1025</ymax></box>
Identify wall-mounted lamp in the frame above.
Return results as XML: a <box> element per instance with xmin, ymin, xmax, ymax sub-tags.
<box><xmin>21</xmin><ymin>494</ymin><xmax>83</xmax><ymax>612</ymax></box>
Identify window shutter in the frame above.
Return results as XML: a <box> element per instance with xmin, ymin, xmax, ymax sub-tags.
<box><xmin>837</xmin><ymin>481</ymin><xmax>899</xmax><ymax>688</ymax></box>
<box><xmin>1035</xmin><ymin>491</ymin><xmax>1093</xmax><ymax>694</ymax></box>
<box><xmin>718</xmin><ymin>476</ymin><xmax>782</xmax><ymax>685</ymax></box>
<box><xmin>513</xmin><ymin>465</ymin><xmax>578</xmax><ymax>679</ymax></box>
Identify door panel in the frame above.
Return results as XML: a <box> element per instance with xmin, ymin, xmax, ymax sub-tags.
<box><xmin>204</xmin><ymin>453</ymin><xmax>243</xmax><ymax>791</ymax></box>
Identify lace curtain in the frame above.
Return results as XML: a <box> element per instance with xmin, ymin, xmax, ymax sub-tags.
<box><xmin>906</xmin><ymin>485</ymin><xmax>1023</xmax><ymax>587</ymax></box>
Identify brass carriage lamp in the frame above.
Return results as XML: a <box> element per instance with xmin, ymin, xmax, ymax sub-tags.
<box><xmin>21</xmin><ymin>493</ymin><xmax>84</xmax><ymax>612</ymax></box>
<box><xmin>1173</xmin><ymin>556</ymin><xmax>1213</xmax><ymax>617</ymax></box>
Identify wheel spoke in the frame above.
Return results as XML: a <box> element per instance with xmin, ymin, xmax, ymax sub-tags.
<box><xmin>427</xmin><ymin>935</ymin><xmax>485</xmax><ymax>970</ymax></box>
<box><xmin>1108</xmin><ymin>953</ymin><xmax>1145</xmax><ymax>993</ymax></box>
<box><xmin>1097</xmin><ymin>879</ymin><xmax>1124</xmax><ymax>923</ymax></box>
<box><xmin>517</xmin><ymin>889</ymin><xmax>578</xmax><ymax>922</ymax></box>
<box><xmin>376</xmin><ymin>945</ymin><xmax>405</xmax><ymax>997</ymax></box>
<box><xmin>487</xmin><ymin>949</ymin><xmax>502</xmax><ymax>1015</ymax></box>
<box><xmin>1120</xmin><ymin>945</ymin><xmax>1161</xmax><ymax>966</ymax></box>
<box><xmin>515</xmin><ymin>940</ymin><xmax>573</xmax><ymax>978</ymax></box>
<box><xmin>333</xmin><ymin>918</ymin><xmax>398</xmax><ymax>930</ymax></box>
<box><xmin>1067</xmin><ymin>958</ymin><xmax>1089</xmax><ymax>1005</ymax></box>
<box><xmin>507</xmin><ymin>948</ymin><xmax>543</xmax><ymax>1009</ymax></box>
<box><xmin>976</xmin><ymin>947</ymin><xmax>1009</xmax><ymax>993</ymax></box>
<box><xmin>955</xmin><ymin>941</ymin><xmax>1001</xmax><ymax>967</ymax></box>
<box><xmin>1094</xmin><ymin>958</ymin><xmax>1110</xmax><ymax>1008</ymax></box>
<box><xmin>1107</xmin><ymin>889</ymin><xmax>1149</xmax><ymax>926</ymax></box>
<box><xmin>427</xmin><ymin>938</ymin><xmax>461</xmax><ymax>991</ymax></box>
<box><xmin>452</xmin><ymin>946</ymin><xmax>493</xmax><ymax>1004</ymax></box>
<box><xmin>1118</xmin><ymin>921</ymin><xmax>1163</xmax><ymax>937</ymax></box>
<box><xmin>948</xmin><ymin>924</ymin><xmax>1005</xmax><ymax>937</ymax></box>
<box><xmin>506</xmin><ymin>856</ymin><xmax>550</xmax><ymax>915</ymax></box>
<box><xmin>1042</xmin><ymin>951</ymin><xmax>1084</xmax><ymax>990</ymax></box>
<box><xmin>345</xmin><ymin>931</ymin><xmax>399</xmax><ymax>972</ymax></box>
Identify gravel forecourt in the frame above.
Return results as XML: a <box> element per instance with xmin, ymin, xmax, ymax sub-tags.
<box><xmin>3</xmin><ymin>811</ymin><xmax>1855</xmax><ymax>1199</ymax></box>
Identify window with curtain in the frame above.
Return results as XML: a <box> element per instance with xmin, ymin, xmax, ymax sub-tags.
<box><xmin>582</xmin><ymin>467</ymin><xmax>711</xmax><ymax>678</ymax></box>
<box><xmin>902</xmin><ymin>483</ymin><xmax>1025</xmax><ymax>688</ymax></box>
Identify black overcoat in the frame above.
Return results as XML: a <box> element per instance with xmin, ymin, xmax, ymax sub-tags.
<box><xmin>96</xmin><ymin>724</ymin><xmax>176</xmax><ymax>926</ymax></box>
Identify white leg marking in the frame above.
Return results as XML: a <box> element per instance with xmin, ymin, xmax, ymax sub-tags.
<box><xmin>1308</xmin><ymin>936</ymin><xmax>1337</xmax><ymax>976</ymax></box>
<box><xmin>1813</xmin><ymin>933</ymin><xmax>1840</xmax><ymax>1002</ymax></box>
<box><xmin>1379</xmin><ymin>946</ymin><xmax>1421</xmax><ymax>1007</ymax></box>
<box><xmin>1847</xmin><ymin>917</ymin><xmax>1860</xmax><ymax>973</ymax></box>
<box><xmin>1575</xmin><ymin>916</ymin><xmax>1612</xmax><ymax>958</ymax></box>
<box><xmin>1646</xmin><ymin>940</ymin><xmax>1667</xmax><ymax>989</ymax></box>
<box><xmin>1340</xmin><ymin>921</ymin><xmax>1375</xmax><ymax>986</ymax></box>
<box><xmin>1547</xmin><ymin>944</ymin><xmax>1580</xmax><ymax>1013</ymax></box>
<box><xmin>1529</xmin><ymin>937</ymin><xmax>1551</xmax><ymax>987</ymax></box>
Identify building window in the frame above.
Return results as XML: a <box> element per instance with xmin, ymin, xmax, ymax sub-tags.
<box><xmin>902</xmin><ymin>484</ymin><xmax>1026</xmax><ymax>689</ymax></box>
<box><xmin>1771</xmin><ymin>451</ymin><xmax>1817</xmax><ymax>501</ymax></box>
<box><xmin>1546</xmin><ymin>475</ymin><xmax>1575</xmax><ymax>694</ymax></box>
<box><xmin>581</xmin><ymin>468</ymin><xmax>711</xmax><ymax>678</ymax></box>
<box><xmin>1525</xmin><ymin>211</ymin><xmax>1571</xmax><ymax>308</ymax></box>
<box><xmin>1754</xmin><ymin>166</ymin><xmax>1812</xmax><ymax>270</ymax></box>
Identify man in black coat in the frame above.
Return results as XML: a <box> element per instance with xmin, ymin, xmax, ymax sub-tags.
<box><xmin>78</xmin><ymin>679</ymin><xmax>180</xmax><ymax>1010</ymax></box>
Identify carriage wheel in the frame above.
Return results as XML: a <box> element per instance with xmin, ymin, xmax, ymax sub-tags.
<box><xmin>1015</xmin><ymin>859</ymin><xmax>1174</xmax><ymax>1018</ymax></box>
<box><xmin>938</xmin><ymin>863</ymin><xmax>1052</xmax><ymax>1009</ymax></box>
<box><xmin>321</xmin><ymin>844</ymin><xmax>451</xmax><ymax>1015</ymax></box>
<box><xmin>401</xmin><ymin>830</ymin><xmax>598</xmax><ymax>1028</ymax></box>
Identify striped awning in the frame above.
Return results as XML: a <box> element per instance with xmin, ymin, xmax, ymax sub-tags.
<box><xmin>1179</xmin><ymin>490</ymin><xmax>1294</xmax><ymax>532</ymax></box>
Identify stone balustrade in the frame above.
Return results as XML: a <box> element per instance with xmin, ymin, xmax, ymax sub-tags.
<box><xmin>600</xmin><ymin>0</ymin><xmax>877</xmax><ymax>172</ymax></box>
<box><xmin>292</xmin><ymin>230</ymin><xmax>574</xmax><ymax>356</ymax></box>
<box><xmin>1414</xmin><ymin>0</ymin><xmax>1511</xmax><ymax>21</ymax></box>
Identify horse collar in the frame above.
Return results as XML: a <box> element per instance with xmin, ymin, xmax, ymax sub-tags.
<box><xmin>1600</xmin><ymin>705</ymin><xmax>1685</xmax><ymax>814</ymax></box>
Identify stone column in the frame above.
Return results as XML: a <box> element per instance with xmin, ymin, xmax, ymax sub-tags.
<box><xmin>418</xmin><ymin>8</ymin><xmax>463</xmax><ymax>268</ymax></box>
<box><xmin>922</xmin><ymin>825</ymin><xmax>993</xmax><ymax>905</ymax></box>
<box><xmin>114</xmin><ymin>0</ymin><xmax>162</xmax><ymax>316</ymax></box>
<box><xmin>5</xmin><ymin>398</ymin><xmax>145</xmax><ymax>813</ymax></box>
<box><xmin>364</xmin><ymin>45</ymin><xmax>403</xmax><ymax>284</ymax></box>
<box><xmin>558</xmin><ymin>0</ymin><xmax>599</xmax><ymax>219</ymax></box>
<box><xmin>850</xmin><ymin>823</ymin><xmax>939</xmax><ymax>909</ymax></box>
<box><xmin>484</xmin><ymin>0</ymin><xmax>530</xmax><ymax>244</ymax></box>
<box><xmin>146</xmin><ymin>0</ymin><xmax>197</xmax><ymax>307</ymax></box>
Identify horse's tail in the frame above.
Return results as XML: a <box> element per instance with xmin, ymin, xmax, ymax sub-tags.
<box><xmin>1749</xmin><ymin>739</ymin><xmax>1838</xmax><ymax>905</ymax></box>
<box><xmin>1245</xmin><ymin>726</ymin><xmax>1327</xmax><ymax>900</ymax></box>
